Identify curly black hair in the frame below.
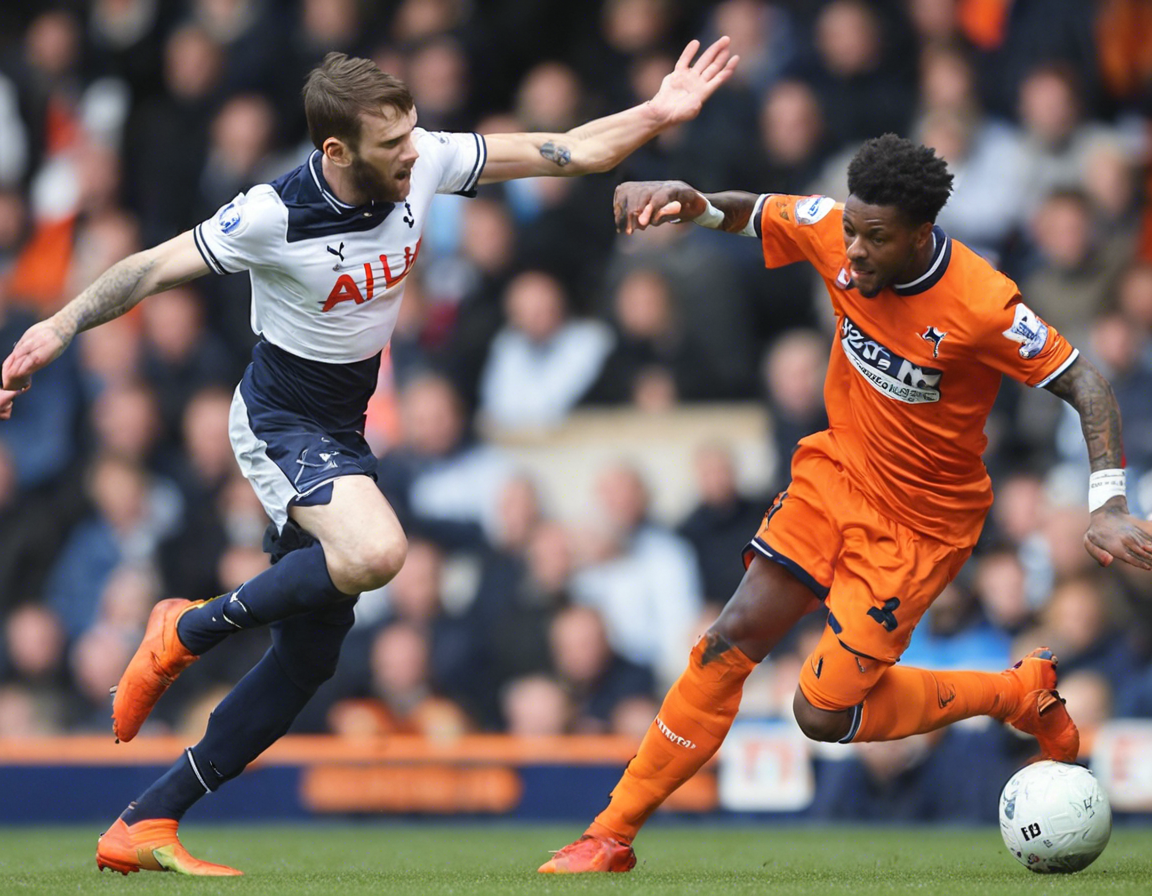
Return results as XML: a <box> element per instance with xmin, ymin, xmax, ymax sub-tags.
<box><xmin>846</xmin><ymin>134</ymin><xmax>953</xmax><ymax>225</ymax></box>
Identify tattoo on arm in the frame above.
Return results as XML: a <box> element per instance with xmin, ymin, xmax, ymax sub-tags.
<box><xmin>1044</xmin><ymin>356</ymin><xmax>1124</xmax><ymax>471</ymax></box>
<box><xmin>56</xmin><ymin>255</ymin><xmax>157</xmax><ymax>336</ymax></box>
<box><xmin>706</xmin><ymin>191</ymin><xmax>763</xmax><ymax>235</ymax></box>
<box><xmin>539</xmin><ymin>141</ymin><xmax>571</xmax><ymax>167</ymax></box>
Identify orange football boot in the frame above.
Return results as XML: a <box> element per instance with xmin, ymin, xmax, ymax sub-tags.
<box><xmin>96</xmin><ymin>817</ymin><xmax>242</xmax><ymax>876</ymax></box>
<box><xmin>1000</xmin><ymin>647</ymin><xmax>1080</xmax><ymax>762</ymax></box>
<box><xmin>538</xmin><ymin>834</ymin><xmax>637</xmax><ymax>873</ymax></box>
<box><xmin>111</xmin><ymin>598</ymin><xmax>204</xmax><ymax>742</ymax></box>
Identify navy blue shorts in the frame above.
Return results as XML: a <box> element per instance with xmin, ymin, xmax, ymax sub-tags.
<box><xmin>228</xmin><ymin>343</ymin><xmax>379</xmax><ymax>531</ymax></box>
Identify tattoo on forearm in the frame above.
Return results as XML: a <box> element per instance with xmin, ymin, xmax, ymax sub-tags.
<box><xmin>539</xmin><ymin>141</ymin><xmax>571</xmax><ymax>167</ymax></box>
<box><xmin>57</xmin><ymin>255</ymin><xmax>157</xmax><ymax>335</ymax></box>
<box><xmin>1044</xmin><ymin>357</ymin><xmax>1124</xmax><ymax>471</ymax></box>
<box><xmin>707</xmin><ymin>191</ymin><xmax>762</xmax><ymax>235</ymax></box>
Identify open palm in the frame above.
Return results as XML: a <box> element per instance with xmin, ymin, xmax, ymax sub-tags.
<box><xmin>647</xmin><ymin>37</ymin><xmax>739</xmax><ymax>128</ymax></box>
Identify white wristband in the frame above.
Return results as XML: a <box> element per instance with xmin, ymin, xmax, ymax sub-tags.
<box><xmin>691</xmin><ymin>199</ymin><xmax>724</xmax><ymax>229</ymax></box>
<box><xmin>1088</xmin><ymin>468</ymin><xmax>1126</xmax><ymax>512</ymax></box>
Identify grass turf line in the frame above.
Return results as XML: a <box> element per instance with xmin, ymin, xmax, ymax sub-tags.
<box><xmin>0</xmin><ymin>824</ymin><xmax>1149</xmax><ymax>895</ymax></box>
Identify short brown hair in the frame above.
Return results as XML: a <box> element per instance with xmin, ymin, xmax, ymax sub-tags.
<box><xmin>303</xmin><ymin>52</ymin><xmax>414</xmax><ymax>151</ymax></box>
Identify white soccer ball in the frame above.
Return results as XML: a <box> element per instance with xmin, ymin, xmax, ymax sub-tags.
<box><xmin>999</xmin><ymin>760</ymin><xmax>1112</xmax><ymax>873</ymax></box>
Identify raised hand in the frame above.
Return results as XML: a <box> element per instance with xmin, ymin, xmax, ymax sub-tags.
<box><xmin>613</xmin><ymin>180</ymin><xmax>705</xmax><ymax>234</ymax></box>
<box><xmin>646</xmin><ymin>37</ymin><xmax>739</xmax><ymax>129</ymax></box>
<box><xmin>1</xmin><ymin>317</ymin><xmax>73</xmax><ymax>394</ymax></box>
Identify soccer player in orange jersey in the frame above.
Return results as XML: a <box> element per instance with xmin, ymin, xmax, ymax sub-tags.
<box><xmin>540</xmin><ymin>134</ymin><xmax>1152</xmax><ymax>873</ymax></box>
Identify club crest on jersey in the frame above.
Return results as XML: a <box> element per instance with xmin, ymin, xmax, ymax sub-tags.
<box><xmin>835</xmin><ymin>266</ymin><xmax>853</xmax><ymax>289</ymax></box>
<box><xmin>217</xmin><ymin>202</ymin><xmax>242</xmax><ymax>235</ymax></box>
<box><xmin>1002</xmin><ymin>303</ymin><xmax>1049</xmax><ymax>359</ymax></box>
<box><xmin>794</xmin><ymin>195</ymin><xmax>835</xmax><ymax>225</ymax></box>
<box><xmin>920</xmin><ymin>325</ymin><xmax>947</xmax><ymax>358</ymax></box>
<box><xmin>840</xmin><ymin>316</ymin><xmax>942</xmax><ymax>404</ymax></box>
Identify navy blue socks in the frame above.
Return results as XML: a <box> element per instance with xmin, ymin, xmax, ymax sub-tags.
<box><xmin>123</xmin><ymin>600</ymin><xmax>357</xmax><ymax>823</ymax></box>
<box><xmin>123</xmin><ymin>646</ymin><xmax>314</xmax><ymax>822</ymax></box>
<box><xmin>177</xmin><ymin>541</ymin><xmax>348</xmax><ymax>654</ymax></box>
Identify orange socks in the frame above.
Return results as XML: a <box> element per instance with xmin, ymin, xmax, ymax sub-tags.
<box><xmin>590</xmin><ymin>635</ymin><xmax>756</xmax><ymax>843</ymax></box>
<box><xmin>853</xmin><ymin>666</ymin><xmax>1016</xmax><ymax>742</ymax></box>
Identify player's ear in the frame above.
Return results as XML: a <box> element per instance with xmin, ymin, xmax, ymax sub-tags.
<box><xmin>914</xmin><ymin>220</ymin><xmax>934</xmax><ymax>247</ymax></box>
<box><xmin>323</xmin><ymin>136</ymin><xmax>354</xmax><ymax>168</ymax></box>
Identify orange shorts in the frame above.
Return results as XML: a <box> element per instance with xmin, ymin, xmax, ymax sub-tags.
<box><xmin>743</xmin><ymin>435</ymin><xmax>973</xmax><ymax>713</ymax></box>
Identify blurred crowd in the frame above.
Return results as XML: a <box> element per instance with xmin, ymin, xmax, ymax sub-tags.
<box><xmin>1</xmin><ymin>0</ymin><xmax>1152</xmax><ymax>809</ymax></box>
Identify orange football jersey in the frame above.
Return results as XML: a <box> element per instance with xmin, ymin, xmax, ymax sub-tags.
<box><xmin>757</xmin><ymin>194</ymin><xmax>1078</xmax><ymax>546</ymax></box>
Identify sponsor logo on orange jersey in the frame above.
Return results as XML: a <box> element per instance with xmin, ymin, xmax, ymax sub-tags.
<box><xmin>840</xmin><ymin>316</ymin><xmax>942</xmax><ymax>404</ymax></box>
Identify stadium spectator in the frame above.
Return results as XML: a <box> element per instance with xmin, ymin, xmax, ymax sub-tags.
<box><xmin>570</xmin><ymin>462</ymin><xmax>703</xmax><ymax>687</ymax></box>
<box><xmin>900</xmin><ymin>581</ymin><xmax>1011</xmax><ymax>672</ymax></box>
<box><xmin>0</xmin><ymin>683</ymin><xmax>57</xmax><ymax>737</ymax></box>
<box><xmin>466</xmin><ymin>478</ymin><xmax>561</xmax><ymax>696</ymax></box>
<box><xmin>1058</xmin><ymin>314</ymin><xmax>1152</xmax><ymax>490</ymax></box>
<box><xmin>799</xmin><ymin>0</ymin><xmax>915</xmax><ymax>150</ymax></box>
<box><xmin>742</xmin><ymin>80</ymin><xmax>831</xmax><ymax>195</ymax></box>
<box><xmin>677</xmin><ymin>442</ymin><xmax>766</xmax><ymax>604</ymax></box>
<box><xmin>1117</xmin><ymin>262</ymin><xmax>1152</xmax><ymax>357</ymax></box>
<box><xmin>1022</xmin><ymin>189</ymin><xmax>1126</xmax><ymax>352</ymax></box>
<box><xmin>67</xmin><ymin>622</ymin><xmax>134</xmax><ymax>731</ymax></box>
<box><xmin>586</xmin><ymin>266</ymin><xmax>725</xmax><ymax>408</ymax></box>
<box><xmin>340</xmin><ymin>621</ymin><xmax>472</xmax><ymax>737</ymax></box>
<box><xmin>501</xmin><ymin>673</ymin><xmax>572</xmax><ymax>736</ymax></box>
<box><xmin>140</xmin><ymin>291</ymin><xmax>237</xmax><ymax>444</ymax></box>
<box><xmin>2</xmin><ymin>604</ymin><xmax>68</xmax><ymax>728</ymax></box>
<box><xmin>378</xmin><ymin>373</ymin><xmax>515</xmax><ymax>543</ymax></box>
<box><xmin>197</xmin><ymin>93</ymin><xmax>281</xmax><ymax>223</ymax></box>
<box><xmin>44</xmin><ymin>454</ymin><xmax>181</xmax><ymax>638</ymax></box>
<box><xmin>549</xmin><ymin>604</ymin><xmax>654</xmax><ymax>733</ymax></box>
<box><xmin>1012</xmin><ymin>64</ymin><xmax>1122</xmax><ymax>217</ymax></box>
<box><xmin>1057</xmin><ymin>669</ymin><xmax>1114</xmax><ymax>758</ymax></box>
<box><xmin>972</xmin><ymin>547</ymin><xmax>1035</xmax><ymax>638</ymax></box>
<box><xmin>919</xmin><ymin>103</ymin><xmax>1029</xmax><ymax>262</ymax></box>
<box><xmin>760</xmin><ymin>329</ymin><xmax>828</xmax><ymax>487</ymax></box>
<box><xmin>479</xmin><ymin>270</ymin><xmax>613</xmax><ymax>431</ymax></box>
<box><xmin>1032</xmin><ymin>575</ymin><xmax>1140</xmax><ymax>693</ymax></box>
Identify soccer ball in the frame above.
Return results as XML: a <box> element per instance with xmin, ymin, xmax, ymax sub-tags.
<box><xmin>999</xmin><ymin>761</ymin><xmax>1112</xmax><ymax>873</ymax></box>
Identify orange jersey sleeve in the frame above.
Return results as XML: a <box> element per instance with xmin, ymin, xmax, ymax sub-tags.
<box><xmin>758</xmin><ymin>194</ymin><xmax>845</xmax><ymax>280</ymax></box>
<box><xmin>971</xmin><ymin>281</ymin><xmax>1079</xmax><ymax>388</ymax></box>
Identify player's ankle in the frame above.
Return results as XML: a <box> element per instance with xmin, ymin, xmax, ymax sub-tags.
<box><xmin>586</xmin><ymin>821</ymin><xmax>632</xmax><ymax>844</ymax></box>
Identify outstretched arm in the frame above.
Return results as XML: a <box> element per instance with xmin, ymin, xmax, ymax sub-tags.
<box><xmin>478</xmin><ymin>37</ymin><xmax>738</xmax><ymax>183</ymax></box>
<box><xmin>1</xmin><ymin>229</ymin><xmax>208</xmax><ymax>398</ymax></box>
<box><xmin>1044</xmin><ymin>355</ymin><xmax>1152</xmax><ymax>569</ymax></box>
<box><xmin>612</xmin><ymin>181</ymin><xmax>761</xmax><ymax>234</ymax></box>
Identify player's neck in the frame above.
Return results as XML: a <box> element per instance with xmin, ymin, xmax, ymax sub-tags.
<box><xmin>896</xmin><ymin>232</ymin><xmax>937</xmax><ymax>286</ymax></box>
<box><xmin>320</xmin><ymin>154</ymin><xmax>368</xmax><ymax>207</ymax></box>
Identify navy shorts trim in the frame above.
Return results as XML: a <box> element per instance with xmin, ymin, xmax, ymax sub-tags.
<box><xmin>744</xmin><ymin>536</ymin><xmax>831</xmax><ymax>600</ymax></box>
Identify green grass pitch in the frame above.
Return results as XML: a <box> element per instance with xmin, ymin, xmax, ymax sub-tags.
<box><xmin>1</xmin><ymin>824</ymin><xmax>1150</xmax><ymax>895</ymax></box>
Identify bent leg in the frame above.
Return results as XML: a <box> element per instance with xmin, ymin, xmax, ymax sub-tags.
<box><xmin>792</xmin><ymin>626</ymin><xmax>1039</xmax><ymax>744</ymax></box>
<box><xmin>124</xmin><ymin>601</ymin><xmax>357</xmax><ymax>823</ymax></box>
<box><xmin>290</xmin><ymin>475</ymin><xmax>407</xmax><ymax>594</ymax></box>
<box><xmin>591</xmin><ymin>556</ymin><xmax>822</xmax><ymax>842</ymax></box>
<box><xmin>177</xmin><ymin>476</ymin><xmax>401</xmax><ymax>654</ymax></box>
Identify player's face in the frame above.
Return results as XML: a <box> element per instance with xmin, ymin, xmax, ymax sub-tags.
<box><xmin>842</xmin><ymin>197</ymin><xmax>933</xmax><ymax>298</ymax></box>
<box><xmin>350</xmin><ymin>106</ymin><xmax>420</xmax><ymax>203</ymax></box>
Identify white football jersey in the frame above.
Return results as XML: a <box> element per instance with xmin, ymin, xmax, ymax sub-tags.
<box><xmin>193</xmin><ymin>129</ymin><xmax>487</xmax><ymax>363</ymax></box>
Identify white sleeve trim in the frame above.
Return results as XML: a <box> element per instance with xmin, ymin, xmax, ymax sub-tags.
<box><xmin>460</xmin><ymin>133</ymin><xmax>486</xmax><ymax>193</ymax></box>
<box><xmin>193</xmin><ymin>223</ymin><xmax>230</xmax><ymax>275</ymax></box>
<box><xmin>741</xmin><ymin>193</ymin><xmax>770</xmax><ymax>238</ymax></box>
<box><xmin>1033</xmin><ymin>348</ymin><xmax>1079</xmax><ymax>388</ymax></box>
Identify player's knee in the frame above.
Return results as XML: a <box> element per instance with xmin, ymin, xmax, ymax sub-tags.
<box><xmin>355</xmin><ymin>535</ymin><xmax>409</xmax><ymax>591</ymax></box>
<box><xmin>792</xmin><ymin>687</ymin><xmax>850</xmax><ymax>743</ymax></box>
<box><xmin>710</xmin><ymin>604</ymin><xmax>775</xmax><ymax>662</ymax></box>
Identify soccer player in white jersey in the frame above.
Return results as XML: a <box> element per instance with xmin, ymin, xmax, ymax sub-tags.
<box><xmin>0</xmin><ymin>42</ymin><xmax>738</xmax><ymax>876</ymax></box>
